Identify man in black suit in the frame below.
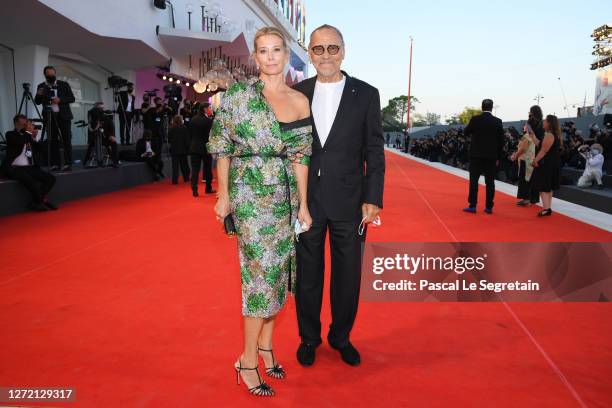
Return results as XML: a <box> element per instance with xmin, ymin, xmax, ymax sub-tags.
<box><xmin>84</xmin><ymin>102</ymin><xmax>119</xmax><ymax>167</ymax></box>
<box><xmin>34</xmin><ymin>65</ymin><xmax>75</xmax><ymax>171</ymax></box>
<box><xmin>117</xmin><ymin>83</ymin><xmax>136</xmax><ymax>145</ymax></box>
<box><xmin>293</xmin><ymin>24</ymin><xmax>385</xmax><ymax>367</ymax></box>
<box><xmin>3</xmin><ymin>114</ymin><xmax>57</xmax><ymax>211</ymax></box>
<box><xmin>136</xmin><ymin>129</ymin><xmax>164</xmax><ymax>181</ymax></box>
<box><xmin>188</xmin><ymin>103</ymin><xmax>215</xmax><ymax>196</ymax></box>
<box><xmin>462</xmin><ymin>99</ymin><xmax>504</xmax><ymax>214</ymax></box>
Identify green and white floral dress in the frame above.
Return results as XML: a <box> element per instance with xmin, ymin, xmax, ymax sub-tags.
<box><xmin>207</xmin><ymin>78</ymin><xmax>312</xmax><ymax>318</ymax></box>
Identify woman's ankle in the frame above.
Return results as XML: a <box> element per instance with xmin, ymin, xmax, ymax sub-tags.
<box><xmin>240</xmin><ymin>352</ymin><xmax>258</xmax><ymax>367</ymax></box>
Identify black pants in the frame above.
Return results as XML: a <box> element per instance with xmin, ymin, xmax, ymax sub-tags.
<box><xmin>517</xmin><ymin>161</ymin><xmax>539</xmax><ymax>203</ymax></box>
<box><xmin>468</xmin><ymin>157</ymin><xmax>496</xmax><ymax>208</ymax></box>
<box><xmin>171</xmin><ymin>154</ymin><xmax>190</xmax><ymax>183</ymax></box>
<box><xmin>119</xmin><ymin>111</ymin><xmax>133</xmax><ymax>144</ymax></box>
<box><xmin>143</xmin><ymin>155</ymin><xmax>163</xmax><ymax>177</ymax></box>
<box><xmin>296</xmin><ymin>205</ymin><xmax>365</xmax><ymax>348</ymax></box>
<box><xmin>9</xmin><ymin>166</ymin><xmax>56</xmax><ymax>203</ymax></box>
<box><xmin>190</xmin><ymin>153</ymin><xmax>213</xmax><ymax>191</ymax></box>
<box><xmin>44</xmin><ymin>114</ymin><xmax>72</xmax><ymax>167</ymax></box>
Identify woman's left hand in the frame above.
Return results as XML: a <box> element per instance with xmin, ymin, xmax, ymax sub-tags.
<box><xmin>298</xmin><ymin>204</ymin><xmax>313</xmax><ymax>232</ymax></box>
<box><xmin>533</xmin><ymin>160</ymin><xmax>539</xmax><ymax>168</ymax></box>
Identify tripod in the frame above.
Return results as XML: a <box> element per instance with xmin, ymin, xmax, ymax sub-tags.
<box><xmin>18</xmin><ymin>83</ymin><xmax>43</xmax><ymax>120</ymax></box>
<box><xmin>21</xmin><ymin>83</ymin><xmax>66</xmax><ymax>169</ymax></box>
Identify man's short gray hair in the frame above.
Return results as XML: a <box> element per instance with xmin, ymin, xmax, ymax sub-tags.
<box><xmin>310</xmin><ymin>24</ymin><xmax>345</xmax><ymax>46</ymax></box>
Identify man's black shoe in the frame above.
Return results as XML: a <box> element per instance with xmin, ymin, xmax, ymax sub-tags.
<box><xmin>296</xmin><ymin>343</ymin><xmax>316</xmax><ymax>367</ymax></box>
<box><xmin>205</xmin><ymin>187</ymin><xmax>216</xmax><ymax>194</ymax></box>
<box><xmin>29</xmin><ymin>202</ymin><xmax>48</xmax><ymax>212</ymax></box>
<box><xmin>43</xmin><ymin>200</ymin><xmax>59</xmax><ymax>210</ymax></box>
<box><xmin>50</xmin><ymin>165</ymin><xmax>60</xmax><ymax>171</ymax></box>
<box><xmin>192</xmin><ymin>190</ymin><xmax>199</xmax><ymax>197</ymax></box>
<box><xmin>61</xmin><ymin>165</ymin><xmax>72</xmax><ymax>171</ymax></box>
<box><xmin>330</xmin><ymin>341</ymin><xmax>361</xmax><ymax>366</ymax></box>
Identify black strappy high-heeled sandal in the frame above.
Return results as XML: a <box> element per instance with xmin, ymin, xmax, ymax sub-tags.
<box><xmin>537</xmin><ymin>208</ymin><xmax>552</xmax><ymax>217</ymax></box>
<box><xmin>234</xmin><ymin>359</ymin><xmax>275</xmax><ymax>396</ymax></box>
<box><xmin>258</xmin><ymin>348</ymin><xmax>286</xmax><ymax>379</ymax></box>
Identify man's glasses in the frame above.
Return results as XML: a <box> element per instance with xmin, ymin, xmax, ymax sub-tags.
<box><xmin>311</xmin><ymin>45</ymin><xmax>341</xmax><ymax>56</ymax></box>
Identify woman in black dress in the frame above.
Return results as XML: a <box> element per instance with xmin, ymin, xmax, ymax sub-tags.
<box><xmin>531</xmin><ymin>115</ymin><xmax>562</xmax><ymax>216</ymax></box>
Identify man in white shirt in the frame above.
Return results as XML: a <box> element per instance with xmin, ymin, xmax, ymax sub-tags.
<box><xmin>4</xmin><ymin>114</ymin><xmax>58</xmax><ymax>211</ymax></box>
<box><xmin>118</xmin><ymin>84</ymin><xmax>136</xmax><ymax>145</ymax></box>
<box><xmin>577</xmin><ymin>143</ymin><xmax>605</xmax><ymax>189</ymax></box>
<box><xmin>293</xmin><ymin>24</ymin><xmax>385</xmax><ymax>367</ymax></box>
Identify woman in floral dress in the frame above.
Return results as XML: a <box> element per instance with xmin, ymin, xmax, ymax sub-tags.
<box><xmin>207</xmin><ymin>27</ymin><xmax>312</xmax><ymax>397</ymax></box>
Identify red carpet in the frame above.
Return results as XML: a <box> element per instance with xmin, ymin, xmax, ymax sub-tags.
<box><xmin>0</xmin><ymin>151</ymin><xmax>610</xmax><ymax>407</ymax></box>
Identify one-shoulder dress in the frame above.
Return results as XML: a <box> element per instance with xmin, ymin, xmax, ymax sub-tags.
<box><xmin>207</xmin><ymin>78</ymin><xmax>313</xmax><ymax>318</ymax></box>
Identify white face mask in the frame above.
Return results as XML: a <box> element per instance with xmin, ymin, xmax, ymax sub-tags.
<box><xmin>591</xmin><ymin>149</ymin><xmax>600</xmax><ymax>155</ymax></box>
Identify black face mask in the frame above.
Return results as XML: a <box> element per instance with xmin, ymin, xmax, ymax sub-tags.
<box><xmin>45</xmin><ymin>75</ymin><xmax>56</xmax><ymax>83</ymax></box>
<box><xmin>127</xmin><ymin>88</ymin><xmax>133</xmax><ymax>93</ymax></box>
<box><xmin>156</xmin><ymin>103</ymin><xmax>162</xmax><ymax>108</ymax></box>
<box><xmin>97</xmin><ymin>106</ymin><xmax>104</xmax><ymax>111</ymax></box>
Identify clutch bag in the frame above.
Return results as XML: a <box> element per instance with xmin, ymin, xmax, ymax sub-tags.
<box><xmin>224</xmin><ymin>213</ymin><xmax>237</xmax><ymax>235</ymax></box>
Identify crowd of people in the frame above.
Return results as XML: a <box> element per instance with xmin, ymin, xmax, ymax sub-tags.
<box><xmin>408</xmin><ymin>110</ymin><xmax>610</xmax><ymax>193</ymax></box>
<box><xmin>406</xmin><ymin>100</ymin><xmax>609</xmax><ymax>217</ymax></box>
<box><xmin>0</xmin><ymin>65</ymin><xmax>218</xmax><ymax>212</ymax></box>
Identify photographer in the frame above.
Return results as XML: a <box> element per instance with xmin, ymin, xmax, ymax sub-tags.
<box><xmin>189</xmin><ymin>103</ymin><xmax>215</xmax><ymax>196</ymax></box>
<box><xmin>168</xmin><ymin>115</ymin><xmax>191</xmax><ymax>184</ymax></box>
<box><xmin>84</xmin><ymin>102</ymin><xmax>119</xmax><ymax>167</ymax></box>
<box><xmin>34</xmin><ymin>65</ymin><xmax>75</xmax><ymax>171</ymax></box>
<box><xmin>179</xmin><ymin>100</ymin><xmax>194</xmax><ymax>124</ymax></box>
<box><xmin>3</xmin><ymin>114</ymin><xmax>57</xmax><ymax>211</ymax></box>
<box><xmin>136</xmin><ymin>129</ymin><xmax>164</xmax><ymax>181</ymax></box>
<box><xmin>117</xmin><ymin>83</ymin><xmax>136</xmax><ymax>145</ymax></box>
<box><xmin>145</xmin><ymin>97</ymin><xmax>171</xmax><ymax>140</ymax></box>
<box><xmin>577</xmin><ymin>144</ymin><xmax>604</xmax><ymax>189</ymax></box>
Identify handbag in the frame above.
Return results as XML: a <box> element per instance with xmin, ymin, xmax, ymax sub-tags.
<box><xmin>223</xmin><ymin>213</ymin><xmax>237</xmax><ymax>235</ymax></box>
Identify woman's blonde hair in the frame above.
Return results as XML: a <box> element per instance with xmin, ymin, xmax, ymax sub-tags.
<box><xmin>253</xmin><ymin>27</ymin><xmax>288</xmax><ymax>52</ymax></box>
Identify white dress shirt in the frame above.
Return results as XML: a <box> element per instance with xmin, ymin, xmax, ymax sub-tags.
<box><xmin>311</xmin><ymin>75</ymin><xmax>346</xmax><ymax>147</ymax></box>
<box><xmin>126</xmin><ymin>94</ymin><xmax>133</xmax><ymax>112</ymax></box>
<box><xmin>12</xmin><ymin>131</ymin><xmax>40</xmax><ymax>166</ymax></box>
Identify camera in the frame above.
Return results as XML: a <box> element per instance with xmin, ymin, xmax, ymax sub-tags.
<box><xmin>40</xmin><ymin>83</ymin><xmax>57</xmax><ymax>103</ymax></box>
<box><xmin>107</xmin><ymin>75</ymin><xmax>129</xmax><ymax>89</ymax></box>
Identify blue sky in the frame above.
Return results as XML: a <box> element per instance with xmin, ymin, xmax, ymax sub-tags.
<box><xmin>304</xmin><ymin>0</ymin><xmax>610</xmax><ymax>122</ymax></box>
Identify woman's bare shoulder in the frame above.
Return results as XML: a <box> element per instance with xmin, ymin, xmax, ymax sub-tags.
<box><xmin>286</xmin><ymin>88</ymin><xmax>310</xmax><ymax>118</ymax></box>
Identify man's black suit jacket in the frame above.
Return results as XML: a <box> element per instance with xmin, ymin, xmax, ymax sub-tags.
<box><xmin>34</xmin><ymin>80</ymin><xmax>75</xmax><ymax>121</ymax></box>
<box><xmin>188</xmin><ymin>114</ymin><xmax>214</xmax><ymax>155</ymax></box>
<box><xmin>292</xmin><ymin>71</ymin><xmax>385</xmax><ymax>220</ymax></box>
<box><xmin>117</xmin><ymin>91</ymin><xmax>135</xmax><ymax>113</ymax></box>
<box><xmin>463</xmin><ymin>111</ymin><xmax>504</xmax><ymax>160</ymax></box>
<box><xmin>3</xmin><ymin>130</ymin><xmax>41</xmax><ymax>171</ymax></box>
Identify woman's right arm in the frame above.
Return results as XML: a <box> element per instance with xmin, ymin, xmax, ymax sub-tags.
<box><xmin>207</xmin><ymin>86</ymin><xmax>239</xmax><ymax>221</ymax></box>
<box><xmin>511</xmin><ymin>138</ymin><xmax>527</xmax><ymax>161</ymax></box>
<box><xmin>214</xmin><ymin>157</ymin><xmax>231</xmax><ymax>219</ymax></box>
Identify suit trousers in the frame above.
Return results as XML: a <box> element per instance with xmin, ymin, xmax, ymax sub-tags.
<box><xmin>296</xmin><ymin>195</ymin><xmax>366</xmax><ymax>348</ymax></box>
<box><xmin>9</xmin><ymin>166</ymin><xmax>56</xmax><ymax>203</ymax></box>
<box><xmin>468</xmin><ymin>157</ymin><xmax>497</xmax><ymax>209</ymax></box>
<box><xmin>190</xmin><ymin>153</ymin><xmax>213</xmax><ymax>190</ymax></box>
<box><xmin>44</xmin><ymin>114</ymin><xmax>72</xmax><ymax>167</ymax></box>
<box><xmin>171</xmin><ymin>154</ymin><xmax>190</xmax><ymax>183</ymax></box>
<box><xmin>119</xmin><ymin>111</ymin><xmax>134</xmax><ymax>144</ymax></box>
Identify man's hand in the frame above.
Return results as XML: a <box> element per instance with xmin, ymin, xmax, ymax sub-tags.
<box><xmin>51</xmin><ymin>97</ymin><xmax>60</xmax><ymax>104</ymax></box>
<box><xmin>361</xmin><ymin>203</ymin><xmax>380</xmax><ymax>224</ymax></box>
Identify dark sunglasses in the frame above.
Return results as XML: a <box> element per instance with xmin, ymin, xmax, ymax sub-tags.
<box><xmin>311</xmin><ymin>45</ymin><xmax>341</xmax><ymax>55</ymax></box>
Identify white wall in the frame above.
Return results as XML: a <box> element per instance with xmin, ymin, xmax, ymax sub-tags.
<box><xmin>0</xmin><ymin>48</ymin><xmax>17</xmax><ymax>135</ymax></box>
